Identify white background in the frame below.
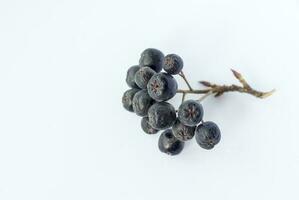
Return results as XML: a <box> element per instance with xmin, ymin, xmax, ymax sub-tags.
<box><xmin>0</xmin><ymin>0</ymin><xmax>299</xmax><ymax>199</ymax></box>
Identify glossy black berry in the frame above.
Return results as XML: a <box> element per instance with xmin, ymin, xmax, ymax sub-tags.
<box><xmin>195</xmin><ymin>121</ymin><xmax>221</xmax><ymax>150</ymax></box>
<box><xmin>163</xmin><ymin>54</ymin><xmax>184</xmax><ymax>75</ymax></box>
<box><xmin>141</xmin><ymin>117</ymin><xmax>159</xmax><ymax>135</ymax></box>
<box><xmin>122</xmin><ymin>88</ymin><xmax>140</xmax><ymax>112</ymax></box>
<box><xmin>134</xmin><ymin>67</ymin><xmax>156</xmax><ymax>89</ymax></box>
<box><xmin>139</xmin><ymin>48</ymin><xmax>164</xmax><ymax>72</ymax></box>
<box><xmin>148</xmin><ymin>102</ymin><xmax>176</xmax><ymax>130</ymax></box>
<box><xmin>178</xmin><ymin>100</ymin><xmax>204</xmax><ymax>127</ymax></box>
<box><xmin>126</xmin><ymin>65</ymin><xmax>140</xmax><ymax>88</ymax></box>
<box><xmin>172</xmin><ymin>119</ymin><xmax>195</xmax><ymax>141</ymax></box>
<box><xmin>147</xmin><ymin>73</ymin><xmax>178</xmax><ymax>102</ymax></box>
<box><xmin>158</xmin><ymin>129</ymin><xmax>184</xmax><ymax>156</ymax></box>
<box><xmin>132</xmin><ymin>90</ymin><xmax>155</xmax><ymax>117</ymax></box>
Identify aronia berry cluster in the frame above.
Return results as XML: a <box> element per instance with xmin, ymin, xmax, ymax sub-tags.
<box><xmin>122</xmin><ymin>48</ymin><xmax>220</xmax><ymax>156</ymax></box>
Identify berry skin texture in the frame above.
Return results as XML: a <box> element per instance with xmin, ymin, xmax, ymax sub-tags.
<box><xmin>141</xmin><ymin>117</ymin><xmax>159</xmax><ymax>135</ymax></box>
<box><xmin>195</xmin><ymin>121</ymin><xmax>221</xmax><ymax>150</ymax></box>
<box><xmin>163</xmin><ymin>54</ymin><xmax>184</xmax><ymax>75</ymax></box>
<box><xmin>178</xmin><ymin>100</ymin><xmax>204</xmax><ymax>127</ymax></box>
<box><xmin>158</xmin><ymin>129</ymin><xmax>184</xmax><ymax>156</ymax></box>
<box><xmin>134</xmin><ymin>67</ymin><xmax>156</xmax><ymax>89</ymax></box>
<box><xmin>126</xmin><ymin>65</ymin><xmax>141</xmax><ymax>88</ymax></box>
<box><xmin>147</xmin><ymin>72</ymin><xmax>178</xmax><ymax>102</ymax></box>
<box><xmin>122</xmin><ymin>88</ymin><xmax>140</xmax><ymax>112</ymax></box>
<box><xmin>132</xmin><ymin>90</ymin><xmax>155</xmax><ymax>117</ymax></box>
<box><xmin>139</xmin><ymin>48</ymin><xmax>164</xmax><ymax>72</ymax></box>
<box><xmin>172</xmin><ymin>119</ymin><xmax>195</xmax><ymax>141</ymax></box>
<box><xmin>148</xmin><ymin>102</ymin><xmax>176</xmax><ymax>130</ymax></box>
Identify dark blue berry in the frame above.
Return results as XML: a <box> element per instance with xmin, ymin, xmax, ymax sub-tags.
<box><xmin>148</xmin><ymin>102</ymin><xmax>176</xmax><ymax>130</ymax></box>
<box><xmin>139</xmin><ymin>48</ymin><xmax>164</xmax><ymax>72</ymax></box>
<box><xmin>147</xmin><ymin>72</ymin><xmax>178</xmax><ymax>102</ymax></box>
<box><xmin>134</xmin><ymin>67</ymin><xmax>156</xmax><ymax>89</ymax></box>
<box><xmin>163</xmin><ymin>54</ymin><xmax>184</xmax><ymax>75</ymax></box>
<box><xmin>178</xmin><ymin>100</ymin><xmax>204</xmax><ymax>127</ymax></box>
<box><xmin>141</xmin><ymin>117</ymin><xmax>159</xmax><ymax>134</ymax></box>
<box><xmin>132</xmin><ymin>90</ymin><xmax>155</xmax><ymax>117</ymax></box>
<box><xmin>172</xmin><ymin>119</ymin><xmax>195</xmax><ymax>141</ymax></box>
<box><xmin>195</xmin><ymin>121</ymin><xmax>221</xmax><ymax>150</ymax></box>
<box><xmin>158</xmin><ymin>129</ymin><xmax>184</xmax><ymax>155</ymax></box>
<box><xmin>122</xmin><ymin>88</ymin><xmax>140</xmax><ymax>112</ymax></box>
<box><xmin>126</xmin><ymin>65</ymin><xmax>140</xmax><ymax>88</ymax></box>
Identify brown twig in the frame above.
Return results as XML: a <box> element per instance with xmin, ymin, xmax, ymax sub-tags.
<box><xmin>177</xmin><ymin>69</ymin><xmax>275</xmax><ymax>99</ymax></box>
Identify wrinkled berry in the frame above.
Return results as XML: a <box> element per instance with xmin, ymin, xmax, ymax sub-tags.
<box><xmin>147</xmin><ymin>72</ymin><xmax>178</xmax><ymax>102</ymax></box>
<box><xmin>134</xmin><ymin>67</ymin><xmax>156</xmax><ymax>89</ymax></box>
<box><xmin>195</xmin><ymin>121</ymin><xmax>221</xmax><ymax>150</ymax></box>
<box><xmin>139</xmin><ymin>48</ymin><xmax>164</xmax><ymax>72</ymax></box>
<box><xmin>163</xmin><ymin>54</ymin><xmax>184</xmax><ymax>75</ymax></box>
<box><xmin>172</xmin><ymin>119</ymin><xmax>195</xmax><ymax>141</ymax></box>
<box><xmin>158</xmin><ymin>129</ymin><xmax>184</xmax><ymax>155</ymax></box>
<box><xmin>122</xmin><ymin>88</ymin><xmax>140</xmax><ymax>112</ymax></box>
<box><xmin>126</xmin><ymin>65</ymin><xmax>140</xmax><ymax>88</ymax></box>
<box><xmin>148</xmin><ymin>102</ymin><xmax>176</xmax><ymax>130</ymax></box>
<box><xmin>141</xmin><ymin>117</ymin><xmax>159</xmax><ymax>134</ymax></box>
<box><xmin>178</xmin><ymin>100</ymin><xmax>204</xmax><ymax>126</ymax></box>
<box><xmin>132</xmin><ymin>90</ymin><xmax>155</xmax><ymax>116</ymax></box>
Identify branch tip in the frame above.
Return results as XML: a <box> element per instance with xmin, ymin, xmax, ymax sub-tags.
<box><xmin>260</xmin><ymin>89</ymin><xmax>276</xmax><ymax>99</ymax></box>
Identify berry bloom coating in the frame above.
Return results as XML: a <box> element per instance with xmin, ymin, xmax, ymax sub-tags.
<box><xmin>158</xmin><ymin>129</ymin><xmax>184</xmax><ymax>156</ymax></box>
<box><xmin>178</xmin><ymin>100</ymin><xmax>204</xmax><ymax>127</ymax></box>
<box><xmin>139</xmin><ymin>48</ymin><xmax>164</xmax><ymax>72</ymax></box>
<box><xmin>147</xmin><ymin>72</ymin><xmax>178</xmax><ymax>102</ymax></box>
<box><xmin>163</xmin><ymin>54</ymin><xmax>184</xmax><ymax>75</ymax></box>
<box><xmin>126</xmin><ymin>65</ymin><xmax>141</xmax><ymax>88</ymax></box>
<box><xmin>132</xmin><ymin>90</ymin><xmax>155</xmax><ymax>117</ymax></box>
<box><xmin>134</xmin><ymin>67</ymin><xmax>156</xmax><ymax>89</ymax></box>
<box><xmin>172</xmin><ymin>119</ymin><xmax>195</xmax><ymax>141</ymax></box>
<box><xmin>141</xmin><ymin>117</ymin><xmax>159</xmax><ymax>135</ymax></box>
<box><xmin>148</xmin><ymin>102</ymin><xmax>176</xmax><ymax>130</ymax></box>
<box><xmin>195</xmin><ymin>121</ymin><xmax>221</xmax><ymax>150</ymax></box>
<box><xmin>122</xmin><ymin>88</ymin><xmax>140</xmax><ymax>112</ymax></box>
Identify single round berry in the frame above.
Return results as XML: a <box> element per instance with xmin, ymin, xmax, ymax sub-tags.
<box><xmin>148</xmin><ymin>102</ymin><xmax>176</xmax><ymax>130</ymax></box>
<box><xmin>172</xmin><ymin>119</ymin><xmax>195</xmax><ymax>141</ymax></box>
<box><xmin>178</xmin><ymin>100</ymin><xmax>204</xmax><ymax>126</ymax></box>
<box><xmin>122</xmin><ymin>88</ymin><xmax>140</xmax><ymax>112</ymax></box>
<box><xmin>134</xmin><ymin>67</ymin><xmax>156</xmax><ymax>89</ymax></box>
<box><xmin>126</xmin><ymin>65</ymin><xmax>140</xmax><ymax>88</ymax></box>
<box><xmin>141</xmin><ymin>117</ymin><xmax>159</xmax><ymax>135</ymax></box>
<box><xmin>158</xmin><ymin>129</ymin><xmax>184</xmax><ymax>156</ymax></box>
<box><xmin>163</xmin><ymin>54</ymin><xmax>184</xmax><ymax>75</ymax></box>
<box><xmin>147</xmin><ymin>73</ymin><xmax>178</xmax><ymax>102</ymax></box>
<box><xmin>132</xmin><ymin>90</ymin><xmax>155</xmax><ymax>117</ymax></box>
<box><xmin>195</xmin><ymin>121</ymin><xmax>221</xmax><ymax>150</ymax></box>
<box><xmin>139</xmin><ymin>48</ymin><xmax>164</xmax><ymax>72</ymax></box>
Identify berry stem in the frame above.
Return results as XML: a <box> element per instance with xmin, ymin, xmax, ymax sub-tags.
<box><xmin>179</xmin><ymin>71</ymin><xmax>193</xmax><ymax>91</ymax></box>
<box><xmin>177</xmin><ymin>69</ymin><xmax>275</xmax><ymax>99</ymax></box>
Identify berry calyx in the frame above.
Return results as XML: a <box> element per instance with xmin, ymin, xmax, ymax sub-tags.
<box><xmin>172</xmin><ymin>119</ymin><xmax>195</xmax><ymax>141</ymax></box>
<box><xmin>178</xmin><ymin>100</ymin><xmax>204</xmax><ymax>127</ymax></box>
<box><xmin>195</xmin><ymin>121</ymin><xmax>221</xmax><ymax>150</ymax></box>
<box><xmin>147</xmin><ymin>72</ymin><xmax>178</xmax><ymax>102</ymax></box>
